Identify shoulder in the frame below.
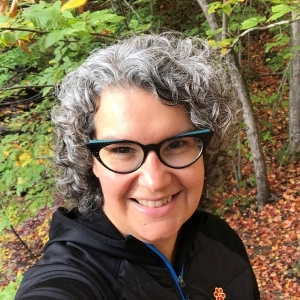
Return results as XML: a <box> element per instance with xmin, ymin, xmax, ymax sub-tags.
<box><xmin>192</xmin><ymin>210</ymin><xmax>250</xmax><ymax>261</ymax></box>
<box><xmin>15</xmin><ymin>208</ymin><xmax>118</xmax><ymax>300</ymax></box>
<box><xmin>183</xmin><ymin>211</ymin><xmax>260</xmax><ymax>299</ymax></box>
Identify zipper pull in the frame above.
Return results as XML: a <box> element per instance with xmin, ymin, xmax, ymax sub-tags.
<box><xmin>178</xmin><ymin>275</ymin><xmax>192</xmax><ymax>300</ymax></box>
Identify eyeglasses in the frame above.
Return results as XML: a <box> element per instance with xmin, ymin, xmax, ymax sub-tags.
<box><xmin>87</xmin><ymin>129</ymin><xmax>213</xmax><ymax>174</ymax></box>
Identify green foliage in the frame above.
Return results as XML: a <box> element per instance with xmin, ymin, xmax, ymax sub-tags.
<box><xmin>223</xmin><ymin>194</ymin><xmax>252</xmax><ymax>207</ymax></box>
<box><xmin>0</xmin><ymin>0</ymin><xmax>151</xmax><ymax>100</ymax></box>
<box><xmin>223</xmin><ymin>197</ymin><xmax>235</xmax><ymax>206</ymax></box>
<box><xmin>274</xmin><ymin>142</ymin><xmax>292</xmax><ymax>167</ymax></box>
<box><xmin>205</xmin><ymin>0</ymin><xmax>300</xmax><ymax>47</ymax></box>
<box><xmin>240</xmin><ymin>16</ymin><xmax>266</xmax><ymax>30</ymax></box>
<box><xmin>0</xmin><ymin>0</ymin><xmax>152</xmax><ymax>232</ymax></box>
<box><xmin>268</xmin><ymin>4</ymin><xmax>294</xmax><ymax>21</ymax></box>
<box><xmin>264</xmin><ymin>32</ymin><xmax>290</xmax><ymax>71</ymax></box>
<box><xmin>0</xmin><ymin>99</ymin><xmax>55</xmax><ymax>232</ymax></box>
<box><xmin>262</xmin><ymin>130</ymin><xmax>274</xmax><ymax>143</ymax></box>
<box><xmin>0</xmin><ymin>271</ymin><xmax>23</xmax><ymax>300</ymax></box>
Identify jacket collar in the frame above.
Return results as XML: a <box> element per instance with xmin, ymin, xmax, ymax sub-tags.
<box><xmin>47</xmin><ymin>207</ymin><xmax>207</xmax><ymax>273</ymax></box>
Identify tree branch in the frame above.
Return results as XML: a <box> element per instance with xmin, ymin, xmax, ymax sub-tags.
<box><xmin>1</xmin><ymin>27</ymin><xmax>49</xmax><ymax>34</ymax></box>
<box><xmin>196</xmin><ymin>0</ymin><xmax>221</xmax><ymax>40</ymax></box>
<box><xmin>0</xmin><ymin>27</ymin><xmax>117</xmax><ymax>39</ymax></box>
<box><xmin>230</xmin><ymin>15</ymin><xmax>300</xmax><ymax>50</ymax></box>
<box><xmin>117</xmin><ymin>0</ymin><xmax>129</xmax><ymax>30</ymax></box>
<box><xmin>10</xmin><ymin>224</ymin><xmax>36</xmax><ymax>258</ymax></box>
<box><xmin>12</xmin><ymin>194</ymin><xmax>56</xmax><ymax>223</ymax></box>
<box><xmin>0</xmin><ymin>94</ymin><xmax>41</xmax><ymax>107</ymax></box>
<box><xmin>123</xmin><ymin>0</ymin><xmax>140</xmax><ymax>19</ymax></box>
<box><xmin>0</xmin><ymin>84</ymin><xmax>54</xmax><ymax>92</ymax></box>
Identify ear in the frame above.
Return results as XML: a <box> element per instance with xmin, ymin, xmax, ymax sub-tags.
<box><xmin>93</xmin><ymin>162</ymin><xmax>100</xmax><ymax>179</ymax></box>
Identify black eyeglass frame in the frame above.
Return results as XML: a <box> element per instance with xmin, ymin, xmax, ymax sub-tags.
<box><xmin>86</xmin><ymin>129</ymin><xmax>214</xmax><ymax>174</ymax></box>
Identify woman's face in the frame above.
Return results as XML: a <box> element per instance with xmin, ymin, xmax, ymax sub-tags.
<box><xmin>93</xmin><ymin>88</ymin><xmax>204</xmax><ymax>248</ymax></box>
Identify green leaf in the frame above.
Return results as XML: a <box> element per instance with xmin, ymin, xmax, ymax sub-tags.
<box><xmin>0</xmin><ymin>15</ymin><xmax>9</xmax><ymax>24</ymax></box>
<box><xmin>268</xmin><ymin>4</ymin><xmax>292</xmax><ymax>21</ymax></box>
<box><xmin>2</xmin><ymin>170</ymin><xmax>14</xmax><ymax>186</ymax></box>
<box><xmin>40</xmin><ymin>30</ymin><xmax>64</xmax><ymax>51</ymax></box>
<box><xmin>222</xmin><ymin>4</ymin><xmax>232</xmax><ymax>16</ymax></box>
<box><xmin>241</xmin><ymin>18</ymin><xmax>259</xmax><ymax>30</ymax></box>
<box><xmin>23</xmin><ymin>4</ymin><xmax>67</xmax><ymax>29</ymax></box>
<box><xmin>268</xmin><ymin>11</ymin><xmax>289</xmax><ymax>21</ymax></box>
<box><xmin>271</xmin><ymin>4</ymin><xmax>291</xmax><ymax>13</ymax></box>
<box><xmin>62</xmin><ymin>10</ymin><xmax>74</xmax><ymax>19</ymax></box>
<box><xmin>97</xmin><ymin>13</ymin><xmax>118</xmax><ymax>22</ymax></box>
<box><xmin>42</xmin><ymin>86</ymin><xmax>53</xmax><ymax>96</ymax></box>
<box><xmin>94</xmin><ymin>24</ymin><xmax>106</xmax><ymax>33</ymax></box>
<box><xmin>107</xmin><ymin>16</ymin><xmax>124</xmax><ymax>23</ymax></box>
<box><xmin>132</xmin><ymin>0</ymin><xmax>151</xmax><ymax>4</ymax></box>
<box><xmin>0</xmin><ymin>211</ymin><xmax>11</xmax><ymax>232</ymax></box>
<box><xmin>71</xmin><ymin>21</ymin><xmax>87</xmax><ymax>32</ymax></box>
<box><xmin>60</xmin><ymin>27</ymin><xmax>77</xmax><ymax>35</ymax></box>
<box><xmin>1</xmin><ymin>32</ymin><xmax>18</xmax><ymax>45</ymax></box>
<box><xmin>129</xmin><ymin>19</ymin><xmax>139</xmax><ymax>30</ymax></box>
<box><xmin>208</xmin><ymin>1</ymin><xmax>221</xmax><ymax>14</ymax></box>
<box><xmin>137</xmin><ymin>24</ymin><xmax>151</xmax><ymax>31</ymax></box>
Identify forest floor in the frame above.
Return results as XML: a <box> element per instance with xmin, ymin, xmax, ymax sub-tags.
<box><xmin>1</xmin><ymin>31</ymin><xmax>300</xmax><ymax>299</ymax></box>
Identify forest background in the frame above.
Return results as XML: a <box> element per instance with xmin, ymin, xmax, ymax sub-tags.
<box><xmin>0</xmin><ymin>0</ymin><xmax>300</xmax><ymax>299</ymax></box>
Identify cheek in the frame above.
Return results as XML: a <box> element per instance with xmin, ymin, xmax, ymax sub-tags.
<box><xmin>185</xmin><ymin>161</ymin><xmax>205</xmax><ymax>195</ymax></box>
<box><xmin>93</xmin><ymin>162</ymin><xmax>133</xmax><ymax>200</ymax></box>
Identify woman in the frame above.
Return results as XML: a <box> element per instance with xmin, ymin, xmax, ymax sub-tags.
<box><xmin>15</xmin><ymin>33</ymin><xmax>260</xmax><ymax>300</ymax></box>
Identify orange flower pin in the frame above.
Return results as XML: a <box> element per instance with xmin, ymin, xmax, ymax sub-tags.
<box><xmin>214</xmin><ymin>287</ymin><xmax>226</xmax><ymax>300</ymax></box>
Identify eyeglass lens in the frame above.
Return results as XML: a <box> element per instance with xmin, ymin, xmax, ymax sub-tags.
<box><xmin>99</xmin><ymin>136</ymin><xmax>203</xmax><ymax>173</ymax></box>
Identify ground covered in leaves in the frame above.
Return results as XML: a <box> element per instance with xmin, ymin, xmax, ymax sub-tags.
<box><xmin>1</xmin><ymin>31</ymin><xmax>300</xmax><ymax>299</ymax></box>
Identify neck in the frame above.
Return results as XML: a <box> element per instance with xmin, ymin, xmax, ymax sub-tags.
<box><xmin>152</xmin><ymin>234</ymin><xmax>178</xmax><ymax>264</ymax></box>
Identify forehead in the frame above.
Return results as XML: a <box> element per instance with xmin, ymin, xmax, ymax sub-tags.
<box><xmin>94</xmin><ymin>88</ymin><xmax>194</xmax><ymax>143</ymax></box>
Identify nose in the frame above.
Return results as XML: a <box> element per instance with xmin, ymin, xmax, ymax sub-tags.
<box><xmin>137</xmin><ymin>151</ymin><xmax>172</xmax><ymax>192</ymax></box>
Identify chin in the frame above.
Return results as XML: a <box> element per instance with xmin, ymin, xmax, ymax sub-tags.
<box><xmin>134</xmin><ymin>223</ymin><xmax>180</xmax><ymax>244</ymax></box>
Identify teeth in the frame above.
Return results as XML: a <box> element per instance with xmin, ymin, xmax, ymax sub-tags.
<box><xmin>137</xmin><ymin>196</ymin><xmax>172</xmax><ymax>208</ymax></box>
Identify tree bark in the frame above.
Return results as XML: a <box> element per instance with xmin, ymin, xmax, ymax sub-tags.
<box><xmin>226</xmin><ymin>51</ymin><xmax>271</xmax><ymax>209</ymax></box>
<box><xmin>196</xmin><ymin>0</ymin><xmax>271</xmax><ymax>209</ymax></box>
<box><xmin>289</xmin><ymin>13</ymin><xmax>300</xmax><ymax>156</ymax></box>
<box><xmin>196</xmin><ymin>0</ymin><xmax>221</xmax><ymax>36</ymax></box>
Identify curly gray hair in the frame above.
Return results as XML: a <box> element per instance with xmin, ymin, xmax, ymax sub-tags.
<box><xmin>52</xmin><ymin>33</ymin><xmax>241</xmax><ymax>213</ymax></box>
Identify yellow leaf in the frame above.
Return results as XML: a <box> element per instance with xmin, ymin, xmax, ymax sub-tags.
<box><xmin>17</xmin><ymin>177</ymin><xmax>25</xmax><ymax>184</ymax></box>
<box><xmin>4</xmin><ymin>150</ymin><xmax>10</xmax><ymax>157</ymax></box>
<box><xmin>19</xmin><ymin>152</ymin><xmax>32</xmax><ymax>167</ymax></box>
<box><xmin>61</xmin><ymin>0</ymin><xmax>87</xmax><ymax>11</ymax></box>
<box><xmin>221</xmin><ymin>40</ymin><xmax>230</xmax><ymax>47</ymax></box>
<box><xmin>11</xmin><ymin>143</ymin><xmax>21</xmax><ymax>149</ymax></box>
<box><xmin>221</xmin><ymin>48</ymin><xmax>228</xmax><ymax>55</ymax></box>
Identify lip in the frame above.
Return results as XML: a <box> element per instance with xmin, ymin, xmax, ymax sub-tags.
<box><xmin>129</xmin><ymin>193</ymin><xmax>179</xmax><ymax>218</ymax></box>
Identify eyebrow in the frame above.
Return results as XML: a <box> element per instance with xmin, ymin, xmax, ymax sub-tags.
<box><xmin>90</xmin><ymin>128</ymin><xmax>199</xmax><ymax>143</ymax></box>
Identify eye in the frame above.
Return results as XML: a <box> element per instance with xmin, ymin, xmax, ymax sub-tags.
<box><xmin>110</xmin><ymin>146</ymin><xmax>136</xmax><ymax>154</ymax></box>
<box><xmin>166</xmin><ymin>139</ymin><xmax>189</xmax><ymax>150</ymax></box>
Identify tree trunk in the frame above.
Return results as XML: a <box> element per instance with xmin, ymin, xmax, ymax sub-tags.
<box><xmin>196</xmin><ymin>0</ymin><xmax>271</xmax><ymax>209</ymax></box>
<box><xmin>226</xmin><ymin>51</ymin><xmax>271</xmax><ymax>209</ymax></box>
<box><xmin>289</xmin><ymin>13</ymin><xmax>300</xmax><ymax>156</ymax></box>
<box><xmin>196</xmin><ymin>0</ymin><xmax>221</xmax><ymax>35</ymax></box>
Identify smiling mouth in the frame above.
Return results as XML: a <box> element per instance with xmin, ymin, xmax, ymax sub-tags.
<box><xmin>131</xmin><ymin>196</ymin><xmax>173</xmax><ymax>208</ymax></box>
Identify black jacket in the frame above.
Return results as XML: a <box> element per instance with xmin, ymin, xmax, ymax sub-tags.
<box><xmin>15</xmin><ymin>208</ymin><xmax>260</xmax><ymax>300</ymax></box>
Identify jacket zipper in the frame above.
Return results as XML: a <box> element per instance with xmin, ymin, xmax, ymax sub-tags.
<box><xmin>178</xmin><ymin>266</ymin><xmax>192</xmax><ymax>300</ymax></box>
<box><xmin>145</xmin><ymin>243</ymin><xmax>189</xmax><ymax>300</ymax></box>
